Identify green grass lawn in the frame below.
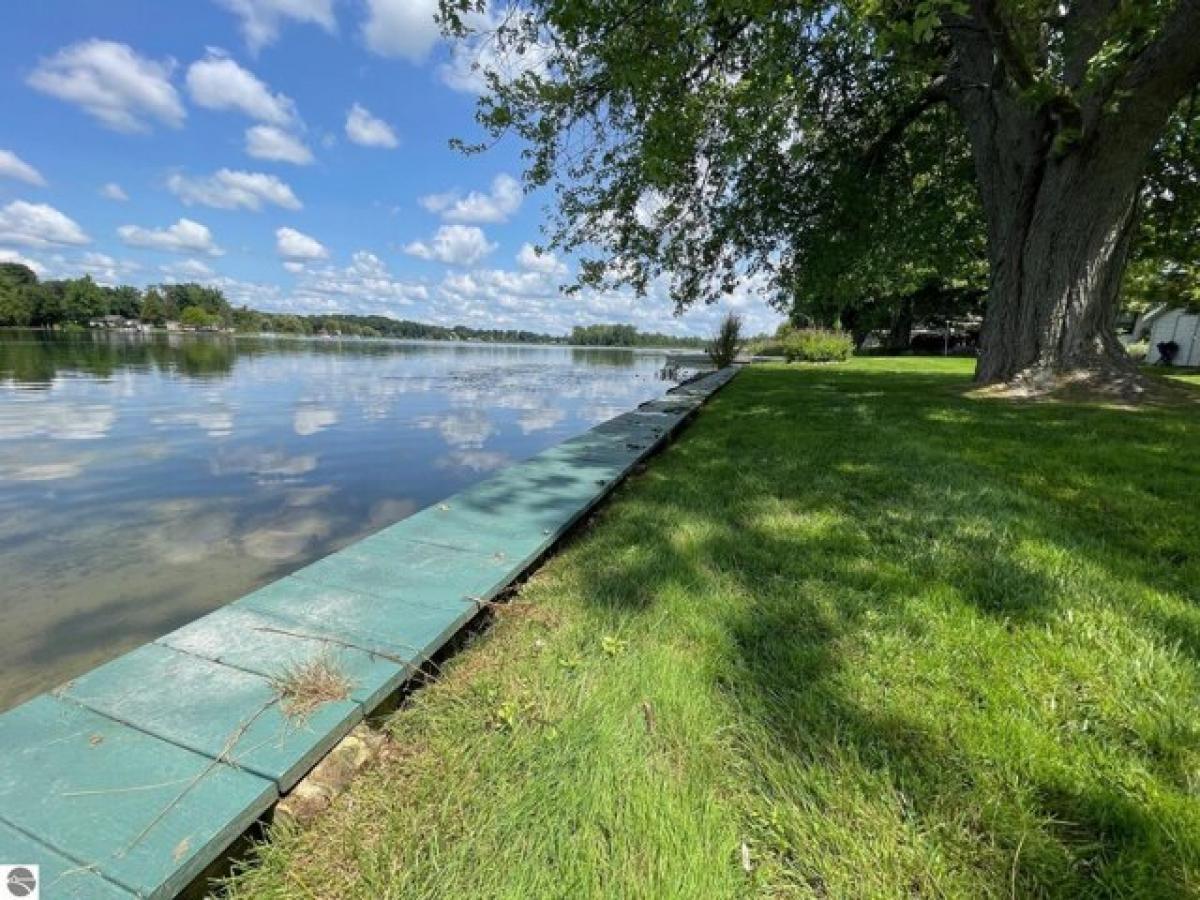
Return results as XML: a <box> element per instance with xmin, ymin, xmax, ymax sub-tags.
<box><xmin>1165</xmin><ymin>369</ymin><xmax>1200</xmax><ymax>387</ymax></box>
<box><xmin>229</xmin><ymin>358</ymin><xmax>1200</xmax><ymax>899</ymax></box>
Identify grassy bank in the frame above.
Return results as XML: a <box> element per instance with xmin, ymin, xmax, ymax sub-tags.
<box><xmin>230</xmin><ymin>358</ymin><xmax>1200</xmax><ymax>899</ymax></box>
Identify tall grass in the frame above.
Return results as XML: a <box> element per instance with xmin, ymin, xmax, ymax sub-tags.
<box><xmin>706</xmin><ymin>312</ymin><xmax>743</xmax><ymax>368</ymax></box>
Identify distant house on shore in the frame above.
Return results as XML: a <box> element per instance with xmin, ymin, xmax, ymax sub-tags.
<box><xmin>89</xmin><ymin>314</ymin><xmax>140</xmax><ymax>330</ymax></box>
<box><xmin>1141</xmin><ymin>306</ymin><xmax>1200</xmax><ymax>366</ymax></box>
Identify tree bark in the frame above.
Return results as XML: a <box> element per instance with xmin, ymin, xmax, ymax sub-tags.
<box><xmin>947</xmin><ymin>79</ymin><xmax>1150</xmax><ymax>386</ymax></box>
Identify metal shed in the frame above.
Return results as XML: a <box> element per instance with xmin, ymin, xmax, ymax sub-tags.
<box><xmin>1145</xmin><ymin>307</ymin><xmax>1200</xmax><ymax>366</ymax></box>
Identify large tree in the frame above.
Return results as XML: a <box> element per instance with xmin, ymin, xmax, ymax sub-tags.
<box><xmin>442</xmin><ymin>0</ymin><xmax>1200</xmax><ymax>390</ymax></box>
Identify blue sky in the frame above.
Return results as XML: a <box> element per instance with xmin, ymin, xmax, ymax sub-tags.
<box><xmin>0</xmin><ymin>0</ymin><xmax>781</xmax><ymax>336</ymax></box>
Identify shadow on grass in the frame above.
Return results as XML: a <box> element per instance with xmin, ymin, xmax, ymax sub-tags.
<box><xmin>569</xmin><ymin>363</ymin><xmax>1200</xmax><ymax>896</ymax></box>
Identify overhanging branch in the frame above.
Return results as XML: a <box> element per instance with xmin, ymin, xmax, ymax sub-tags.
<box><xmin>863</xmin><ymin>75</ymin><xmax>949</xmax><ymax>172</ymax></box>
<box><xmin>1116</xmin><ymin>0</ymin><xmax>1200</xmax><ymax>118</ymax></box>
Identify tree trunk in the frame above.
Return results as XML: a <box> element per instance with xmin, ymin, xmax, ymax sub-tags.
<box><xmin>948</xmin><ymin>85</ymin><xmax>1152</xmax><ymax>388</ymax></box>
<box><xmin>971</xmin><ymin>145</ymin><xmax>1143</xmax><ymax>386</ymax></box>
<box><xmin>839</xmin><ymin>305</ymin><xmax>872</xmax><ymax>349</ymax></box>
<box><xmin>886</xmin><ymin>295</ymin><xmax>914</xmax><ymax>352</ymax></box>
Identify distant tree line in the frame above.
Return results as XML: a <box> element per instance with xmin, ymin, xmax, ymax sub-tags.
<box><xmin>0</xmin><ymin>263</ymin><xmax>708</xmax><ymax>347</ymax></box>
<box><xmin>569</xmin><ymin>323</ymin><xmax>706</xmax><ymax>348</ymax></box>
<box><xmin>229</xmin><ymin>308</ymin><xmax>565</xmax><ymax>343</ymax></box>
<box><xmin>0</xmin><ymin>264</ymin><xmax>230</xmax><ymax>329</ymax></box>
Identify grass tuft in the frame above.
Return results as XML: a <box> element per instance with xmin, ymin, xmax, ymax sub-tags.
<box><xmin>270</xmin><ymin>654</ymin><xmax>352</xmax><ymax>722</ymax></box>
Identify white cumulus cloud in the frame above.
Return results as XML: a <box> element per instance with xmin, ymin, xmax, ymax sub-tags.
<box><xmin>161</xmin><ymin>258</ymin><xmax>216</xmax><ymax>279</ymax></box>
<box><xmin>186</xmin><ymin>52</ymin><xmax>298</xmax><ymax>126</ymax></box>
<box><xmin>0</xmin><ymin>151</ymin><xmax>46</xmax><ymax>187</ymax></box>
<box><xmin>77</xmin><ymin>251</ymin><xmax>141</xmax><ymax>284</ymax></box>
<box><xmin>362</xmin><ymin>0</ymin><xmax>440</xmax><ymax>62</ymax></box>
<box><xmin>0</xmin><ymin>201</ymin><xmax>90</xmax><ymax>248</ymax></box>
<box><xmin>345</xmin><ymin>103</ymin><xmax>398</xmax><ymax>148</ymax></box>
<box><xmin>27</xmin><ymin>40</ymin><xmax>185</xmax><ymax>133</ymax></box>
<box><xmin>245</xmin><ymin>124</ymin><xmax>313</xmax><ymax>164</ymax></box>
<box><xmin>279</xmin><ymin>250</ymin><xmax>428</xmax><ymax>313</ymax></box>
<box><xmin>276</xmin><ymin>226</ymin><xmax>328</xmax><ymax>260</ymax></box>
<box><xmin>100</xmin><ymin>182</ymin><xmax>129</xmax><ymax>202</ymax></box>
<box><xmin>215</xmin><ymin>0</ymin><xmax>337</xmax><ymax>52</ymax></box>
<box><xmin>404</xmin><ymin>225</ymin><xmax>496</xmax><ymax>267</ymax></box>
<box><xmin>420</xmin><ymin>173</ymin><xmax>522</xmax><ymax>224</ymax></box>
<box><xmin>168</xmin><ymin>169</ymin><xmax>301</xmax><ymax>212</ymax></box>
<box><xmin>431</xmin><ymin>265</ymin><xmax>785</xmax><ymax>338</ymax></box>
<box><xmin>118</xmin><ymin>218</ymin><xmax>223</xmax><ymax>256</ymax></box>
<box><xmin>0</xmin><ymin>248</ymin><xmax>45</xmax><ymax>275</ymax></box>
<box><xmin>516</xmin><ymin>242</ymin><xmax>567</xmax><ymax>276</ymax></box>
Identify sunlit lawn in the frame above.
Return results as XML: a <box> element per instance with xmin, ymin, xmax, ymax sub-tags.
<box><xmin>230</xmin><ymin>357</ymin><xmax>1200</xmax><ymax>899</ymax></box>
<box><xmin>1163</xmin><ymin>368</ymin><xmax>1200</xmax><ymax>387</ymax></box>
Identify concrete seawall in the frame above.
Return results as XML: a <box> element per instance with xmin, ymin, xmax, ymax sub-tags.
<box><xmin>0</xmin><ymin>366</ymin><xmax>738</xmax><ymax>899</ymax></box>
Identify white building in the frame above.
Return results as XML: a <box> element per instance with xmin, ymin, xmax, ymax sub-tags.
<box><xmin>1144</xmin><ymin>307</ymin><xmax>1200</xmax><ymax>366</ymax></box>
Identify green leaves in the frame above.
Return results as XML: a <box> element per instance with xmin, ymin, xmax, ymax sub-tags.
<box><xmin>1125</xmin><ymin>93</ymin><xmax>1200</xmax><ymax>312</ymax></box>
<box><xmin>870</xmin><ymin>0</ymin><xmax>965</xmax><ymax>53</ymax></box>
<box><xmin>437</xmin><ymin>0</ymin><xmax>1195</xmax><ymax>339</ymax></box>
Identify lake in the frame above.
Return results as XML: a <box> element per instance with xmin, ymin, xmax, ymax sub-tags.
<box><xmin>0</xmin><ymin>330</ymin><xmax>702</xmax><ymax>710</ymax></box>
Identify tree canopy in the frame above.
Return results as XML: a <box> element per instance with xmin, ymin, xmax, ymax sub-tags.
<box><xmin>442</xmin><ymin>0</ymin><xmax>1200</xmax><ymax>388</ymax></box>
<box><xmin>1126</xmin><ymin>92</ymin><xmax>1200</xmax><ymax>312</ymax></box>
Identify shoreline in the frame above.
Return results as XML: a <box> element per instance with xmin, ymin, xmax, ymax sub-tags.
<box><xmin>0</xmin><ymin>368</ymin><xmax>739</xmax><ymax>899</ymax></box>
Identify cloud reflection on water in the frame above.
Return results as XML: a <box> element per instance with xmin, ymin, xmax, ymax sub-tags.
<box><xmin>518</xmin><ymin>407</ymin><xmax>565</xmax><ymax>433</ymax></box>
<box><xmin>293</xmin><ymin>405</ymin><xmax>339</xmax><ymax>436</ymax></box>
<box><xmin>438</xmin><ymin>450</ymin><xmax>510</xmax><ymax>472</ymax></box>
<box><xmin>0</xmin><ymin>456</ymin><xmax>91</xmax><ymax>481</ymax></box>
<box><xmin>241</xmin><ymin>512</ymin><xmax>332</xmax><ymax>561</ymax></box>
<box><xmin>0</xmin><ymin>334</ymin><xmax>700</xmax><ymax>708</ymax></box>
<box><xmin>283</xmin><ymin>485</ymin><xmax>336</xmax><ymax>507</ymax></box>
<box><xmin>151</xmin><ymin>407</ymin><xmax>234</xmax><ymax>437</ymax></box>
<box><xmin>0</xmin><ymin>401</ymin><xmax>117</xmax><ymax>440</ymax></box>
<box><xmin>367</xmin><ymin>497</ymin><xmax>418</xmax><ymax>530</ymax></box>
<box><xmin>416</xmin><ymin>408</ymin><xmax>496</xmax><ymax>448</ymax></box>
<box><xmin>211</xmin><ymin>446</ymin><xmax>319</xmax><ymax>480</ymax></box>
<box><xmin>143</xmin><ymin>500</ymin><xmax>238</xmax><ymax>565</ymax></box>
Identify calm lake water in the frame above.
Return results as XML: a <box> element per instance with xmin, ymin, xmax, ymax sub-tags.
<box><xmin>0</xmin><ymin>330</ymin><xmax>701</xmax><ymax>709</ymax></box>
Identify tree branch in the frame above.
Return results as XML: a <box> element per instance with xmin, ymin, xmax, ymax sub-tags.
<box><xmin>864</xmin><ymin>75</ymin><xmax>949</xmax><ymax>172</ymax></box>
<box><xmin>971</xmin><ymin>0</ymin><xmax>1037</xmax><ymax>91</ymax></box>
<box><xmin>1116</xmin><ymin>0</ymin><xmax>1200</xmax><ymax>122</ymax></box>
<box><xmin>685</xmin><ymin>17</ymin><xmax>754</xmax><ymax>89</ymax></box>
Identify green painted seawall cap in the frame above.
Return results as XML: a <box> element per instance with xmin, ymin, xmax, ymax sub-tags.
<box><xmin>59</xmin><ymin>643</ymin><xmax>363</xmax><ymax>793</ymax></box>
<box><xmin>0</xmin><ymin>695</ymin><xmax>275</xmax><ymax>898</ymax></box>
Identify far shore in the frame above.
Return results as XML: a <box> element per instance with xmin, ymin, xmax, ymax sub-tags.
<box><xmin>0</xmin><ymin>324</ymin><xmax>713</xmax><ymax>355</ymax></box>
